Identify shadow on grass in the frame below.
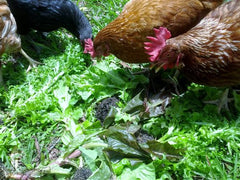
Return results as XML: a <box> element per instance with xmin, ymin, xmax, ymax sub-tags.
<box><xmin>1</xmin><ymin>30</ymin><xmax>87</xmax><ymax>86</ymax></box>
<box><xmin>21</xmin><ymin>30</ymin><xmax>70</xmax><ymax>59</ymax></box>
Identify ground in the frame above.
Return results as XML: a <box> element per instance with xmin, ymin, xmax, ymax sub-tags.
<box><xmin>0</xmin><ymin>0</ymin><xmax>239</xmax><ymax>179</ymax></box>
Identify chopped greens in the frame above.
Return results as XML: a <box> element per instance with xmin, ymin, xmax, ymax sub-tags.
<box><xmin>0</xmin><ymin>0</ymin><xmax>239</xmax><ymax>179</ymax></box>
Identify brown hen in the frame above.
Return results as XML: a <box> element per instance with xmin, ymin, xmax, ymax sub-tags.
<box><xmin>145</xmin><ymin>0</ymin><xmax>240</xmax><ymax>111</ymax></box>
<box><xmin>84</xmin><ymin>0</ymin><xmax>224</xmax><ymax>63</ymax></box>
<box><xmin>0</xmin><ymin>0</ymin><xmax>40</xmax><ymax>83</ymax></box>
<box><xmin>145</xmin><ymin>0</ymin><xmax>240</xmax><ymax>87</ymax></box>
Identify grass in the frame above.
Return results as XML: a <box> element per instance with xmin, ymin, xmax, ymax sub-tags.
<box><xmin>0</xmin><ymin>0</ymin><xmax>240</xmax><ymax>179</ymax></box>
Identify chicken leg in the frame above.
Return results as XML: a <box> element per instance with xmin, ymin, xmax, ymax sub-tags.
<box><xmin>20</xmin><ymin>49</ymin><xmax>42</xmax><ymax>72</ymax></box>
<box><xmin>203</xmin><ymin>89</ymin><xmax>233</xmax><ymax>113</ymax></box>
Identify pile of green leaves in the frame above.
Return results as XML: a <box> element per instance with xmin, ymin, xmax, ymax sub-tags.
<box><xmin>0</xmin><ymin>0</ymin><xmax>239</xmax><ymax>179</ymax></box>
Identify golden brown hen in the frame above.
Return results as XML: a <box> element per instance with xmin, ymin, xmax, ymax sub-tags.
<box><xmin>145</xmin><ymin>0</ymin><xmax>240</xmax><ymax>111</ymax></box>
<box><xmin>84</xmin><ymin>0</ymin><xmax>224</xmax><ymax>63</ymax></box>
<box><xmin>0</xmin><ymin>0</ymin><xmax>40</xmax><ymax>83</ymax></box>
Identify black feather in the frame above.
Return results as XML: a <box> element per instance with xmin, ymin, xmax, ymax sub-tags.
<box><xmin>7</xmin><ymin>0</ymin><xmax>92</xmax><ymax>42</ymax></box>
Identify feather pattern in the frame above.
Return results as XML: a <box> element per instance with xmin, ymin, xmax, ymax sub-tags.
<box><xmin>152</xmin><ymin>0</ymin><xmax>240</xmax><ymax>87</ymax></box>
<box><xmin>90</xmin><ymin>0</ymin><xmax>224</xmax><ymax>63</ymax></box>
<box><xmin>7</xmin><ymin>0</ymin><xmax>92</xmax><ymax>42</ymax></box>
<box><xmin>0</xmin><ymin>0</ymin><xmax>21</xmax><ymax>55</ymax></box>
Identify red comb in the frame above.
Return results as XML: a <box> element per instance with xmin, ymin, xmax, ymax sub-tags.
<box><xmin>144</xmin><ymin>27</ymin><xmax>171</xmax><ymax>62</ymax></box>
<box><xmin>84</xmin><ymin>38</ymin><xmax>95</xmax><ymax>57</ymax></box>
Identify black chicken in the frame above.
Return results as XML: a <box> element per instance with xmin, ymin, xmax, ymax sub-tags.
<box><xmin>6</xmin><ymin>0</ymin><xmax>92</xmax><ymax>45</ymax></box>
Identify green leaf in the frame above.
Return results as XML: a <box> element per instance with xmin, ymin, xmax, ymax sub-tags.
<box><xmin>123</xmin><ymin>91</ymin><xmax>144</xmax><ymax>114</ymax></box>
<box><xmin>88</xmin><ymin>161</ymin><xmax>112</xmax><ymax>180</ymax></box>
<box><xmin>53</xmin><ymin>85</ymin><xmax>71</xmax><ymax>112</ymax></box>
<box><xmin>118</xmin><ymin>162</ymin><xmax>155</xmax><ymax>180</ymax></box>
<box><xmin>79</xmin><ymin>146</ymin><xmax>98</xmax><ymax>170</ymax></box>
<box><xmin>143</xmin><ymin>140</ymin><xmax>183</xmax><ymax>161</ymax></box>
<box><xmin>104</xmin><ymin>125</ymin><xmax>150</xmax><ymax>159</ymax></box>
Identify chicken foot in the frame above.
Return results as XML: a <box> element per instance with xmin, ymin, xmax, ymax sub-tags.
<box><xmin>203</xmin><ymin>88</ymin><xmax>234</xmax><ymax>113</ymax></box>
<box><xmin>20</xmin><ymin>49</ymin><xmax>42</xmax><ymax>72</ymax></box>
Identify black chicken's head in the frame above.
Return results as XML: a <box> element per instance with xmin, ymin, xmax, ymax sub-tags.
<box><xmin>62</xmin><ymin>0</ymin><xmax>92</xmax><ymax>47</ymax></box>
<box><xmin>78</xmin><ymin>27</ymin><xmax>93</xmax><ymax>46</ymax></box>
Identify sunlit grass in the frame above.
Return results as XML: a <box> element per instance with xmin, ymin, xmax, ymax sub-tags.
<box><xmin>0</xmin><ymin>0</ymin><xmax>239</xmax><ymax>179</ymax></box>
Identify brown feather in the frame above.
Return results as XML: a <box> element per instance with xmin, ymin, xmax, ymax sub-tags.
<box><xmin>0</xmin><ymin>0</ymin><xmax>21</xmax><ymax>56</ymax></box>
<box><xmin>159</xmin><ymin>0</ymin><xmax>240</xmax><ymax>87</ymax></box>
<box><xmin>93</xmin><ymin>0</ymin><xmax>224</xmax><ymax>63</ymax></box>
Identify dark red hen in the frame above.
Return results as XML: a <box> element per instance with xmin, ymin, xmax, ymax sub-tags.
<box><xmin>145</xmin><ymin>0</ymin><xmax>240</xmax><ymax>87</ymax></box>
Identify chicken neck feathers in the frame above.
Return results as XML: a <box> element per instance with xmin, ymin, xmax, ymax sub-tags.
<box><xmin>93</xmin><ymin>0</ymin><xmax>224</xmax><ymax>63</ymax></box>
<box><xmin>171</xmin><ymin>0</ymin><xmax>240</xmax><ymax>86</ymax></box>
<box><xmin>7</xmin><ymin>0</ymin><xmax>92</xmax><ymax>40</ymax></box>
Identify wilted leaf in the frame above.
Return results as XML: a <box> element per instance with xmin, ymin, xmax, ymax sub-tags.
<box><xmin>104</xmin><ymin>125</ymin><xmax>151</xmax><ymax>160</ymax></box>
<box><xmin>123</xmin><ymin>91</ymin><xmax>171</xmax><ymax>119</ymax></box>
<box><xmin>142</xmin><ymin>140</ymin><xmax>183</xmax><ymax>161</ymax></box>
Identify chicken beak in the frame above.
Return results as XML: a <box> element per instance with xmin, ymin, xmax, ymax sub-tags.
<box><xmin>150</xmin><ymin>63</ymin><xmax>156</xmax><ymax>70</ymax></box>
<box><xmin>155</xmin><ymin>66</ymin><xmax>162</xmax><ymax>73</ymax></box>
<box><xmin>150</xmin><ymin>62</ymin><xmax>166</xmax><ymax>73</ymax></box>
